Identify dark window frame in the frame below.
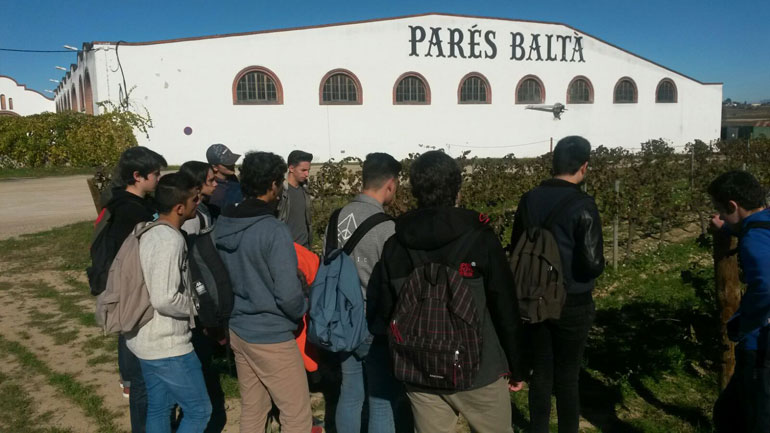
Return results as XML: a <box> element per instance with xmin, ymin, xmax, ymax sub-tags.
<box><xmin>457</xmin><ymin>72</ymin><xmax>492</xmax><ymax>104</ymax></box>
<box><xmin>566</xmin><ymin>76</ymin><xmax>594</xmax><ymax>104</ymax></box>
<box><xmin>613</xmin><ymin>77</ymin><xmax>638</xmax><ymax>104</ymax></box>
<box><xmin>515</xmin><ymin>75</ymin><xmax>546</xmax><ymax>104</ymax></box>
<box><xmin>656</xmin><ymin>78</ymin><xmax>678</xmax><ymax>103</ymax></box>
<box><xmin>232</xmin><ymin>66</ymin><xmax>284</xmax><ymax>105</ymax></box>
<box><xmin>393</xmin><ymin>72</ymin><xmax>431</xmax><ymax>105</ymax></box>
<box><xmin>319</xmin><ymin>69</ymin><xmax>363</xmax><ymax>105</ymax></box>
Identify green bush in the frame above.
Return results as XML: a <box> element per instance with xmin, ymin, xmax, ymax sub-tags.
<box><xmin>308</xmin><ymin>138</ymin><xmax>770</xmax><ymax>252</ymax></box>
<box><xmin>0</xmin><ymin>111</ymin><xmax>140</xmax><ymax>169</ymax></box>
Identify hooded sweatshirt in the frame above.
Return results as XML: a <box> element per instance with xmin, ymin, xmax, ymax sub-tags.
<box><xmin>215</xmin><ymin>198</ymin><xmax>307</xmax><ymax>344</ymax></box>
<box><xmin>368</xmin><ymin>206</ymin><xmax>525</xmax><ymax>387</ymax></box>
<box><xmin>105</xmin><ymin>188</ymin><xmax>157</xmax><ymax>246</ymax></box>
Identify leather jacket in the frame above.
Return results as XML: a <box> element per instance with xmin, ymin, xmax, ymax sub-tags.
<box><xmin>510</xmin><ymin>178</ymin><xmax>605</xmax><ymax>294</ymax></box>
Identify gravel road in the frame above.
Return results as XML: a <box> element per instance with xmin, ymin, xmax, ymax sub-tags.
<box><xmin>0</xmin><ymin>175</ymin><xmax>97</xmax><ymax>240</ymax></box>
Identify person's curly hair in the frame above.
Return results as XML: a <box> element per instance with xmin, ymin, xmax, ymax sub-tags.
<box><xmin>240</xmin><ymin>151</ymin><xmax>287</xmax><ymax>198</ymax></box>
<box><xmin>409</xmin><ymin>151</ymin><xmax>462</xmax><ymax>208</ymax></box>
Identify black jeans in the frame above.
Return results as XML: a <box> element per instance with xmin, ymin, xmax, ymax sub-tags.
<box><xmin>714</xmin><ymin>328</ymin><xmax>770</xmax><ymax>433</ymax></box>
<box><xmin>191</xmin><ymin>327</ymin><xmax>227</xmax><ymax>433</ymax></box>
<box><xmin>526</xmin><ymin>294</ymin><xmax>595</xmax><ymax>433</ymax></box>
<box><xmin>118</xmin><ymin>334</ymin><xmax>147</xmax><ymax>433</ymax></box>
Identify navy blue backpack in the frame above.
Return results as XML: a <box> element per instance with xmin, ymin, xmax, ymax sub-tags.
<box><xmin>307</xmin><ymin>209</ymin><xmax>392</xmax><ymax>352</ymax></box>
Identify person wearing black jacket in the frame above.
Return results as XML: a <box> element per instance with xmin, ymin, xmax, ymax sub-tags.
<box><xmin>100</xmin><ymin>146</ymin><xmax>166</xmax><ymax>433</ymax></box>
<box><xmin>510</xmin><ymin>136</ymin><xmax>605</xmax><ymax>433</ymax></box>
<box><xmin>369</xmin><ymin>151</ymin><xmax>524</xmax><ymax>433</ymax></box>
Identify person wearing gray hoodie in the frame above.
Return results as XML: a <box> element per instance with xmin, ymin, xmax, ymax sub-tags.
<box><xmin>214</xmin><ymin>151</ymin><xmax>311</xmax><ymax>433</ymax></box>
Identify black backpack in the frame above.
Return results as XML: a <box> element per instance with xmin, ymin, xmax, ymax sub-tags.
<box><xmin>509</xmin><ymin>193</ymin><xmax>582</xmax><ymax>324</ymax></box>
<box><xmin>87</xmin><ymin>209</ymin><xmax>117</xmax><ymax>296</ymax></box>
<box><xmin>388</xmin><ymin>228</ymin><xmax>484</xmax><ymax>391</ymax></box>
<box><xmin>187</xmin><ymin>213</ymin><xmax>234</xmax><ymax>328</ymax></box>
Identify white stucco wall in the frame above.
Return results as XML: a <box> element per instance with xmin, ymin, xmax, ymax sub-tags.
<box><xmin>0</xmin><ymin>76</ymin><xmax>55</xmax><ymax>116</ymax></box>
<box><xmin>59</xmin><ymin>14</ymin><xmax>723</xmax><ymax>163</ymax></box>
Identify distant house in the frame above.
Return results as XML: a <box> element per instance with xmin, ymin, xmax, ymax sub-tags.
<box><xmin>0</xmin><ymin>76</ymin><xmax>55</xmax><ymax>116</ymax></box>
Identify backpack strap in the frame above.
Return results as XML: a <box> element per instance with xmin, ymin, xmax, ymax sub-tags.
<box><xmin>542</xmin><ymin>192</ymin><xmax>587</xmax><ymax>229</ymax></box>
<box><xmin>197</xmin><ymin>211</ymin><xmax>207</xmax><ymax>230</ymax></box>
<box><xmin>342</xmin><ymin>213</ymin><xmax>393</xmax><ymax>255</ymax></box>
<box><xmin>324</xmin><ymin>208</ymin><xmax>343</xmax><ymax>258</ymax></box>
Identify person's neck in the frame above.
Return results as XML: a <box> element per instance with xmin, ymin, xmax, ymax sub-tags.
<box><xmin>157</xmin><ymin>213</ymin><xmax>183</xmax><ymax>230</ymax></box>
<box><xmin>287</xmin><ymin>176</ymin><xmax>300</xmax><ymax>188</ymax></box>
<box><xmin>125</xmin><ymin>184</ymin><xmax>145</xmax><ymax>198</ymax></box>
<box><xmin>554</xmin><ymin>174</ymin><xmax>582</xmax><ymax>185</ymax></box>
<box><xmin>362</xmin><ymin>189</ymin><xmax>386</xmax><ymax>205</ymax></box>
<box><xmin>742</xmin><ymin>207</ymin><xmax>767</xmax><ymax>220</ymax></box>
<box><xmin>255</xmin><ymin>194</ymin><xmax>273</xmax><ymax>203</ymax></box>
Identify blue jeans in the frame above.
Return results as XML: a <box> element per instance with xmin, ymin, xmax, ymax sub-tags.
<box><xmin>336</xmin><ymin>341</ymin><xmax>400</xmax><ymax>433</ymax></box>
<box><xmin>139</xmin><ymin>351</ymin><xmax>212</xmax><ymax>433</ymax></box>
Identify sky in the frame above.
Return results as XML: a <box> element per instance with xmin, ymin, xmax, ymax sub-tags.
<box><xmin>1</xmin><ymin>0</ymin><xmax>768</xmax><ymax>102</ymax></box>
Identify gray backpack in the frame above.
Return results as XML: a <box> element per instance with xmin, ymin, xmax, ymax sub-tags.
<box><xmin>510</xmin><ymin>194</ymin><xmax>581</xmax><ymax>323</ymax></box>
<box><xmin>95</xmin><ymin>220</ymin><xmax>177</xmax><ymax>334</ymax></box>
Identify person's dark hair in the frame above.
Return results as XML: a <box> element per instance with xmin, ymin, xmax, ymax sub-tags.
<box><xmin>410</xmin><ymin>151</ymin><xmax>462</xmax><ymax>208</ymax></box>
<box><xmin>552</xmin><ymin>136</ymin><xmax>591</xmax><ymax>176</ymax></box>
<box><xmin>154</xmin><ymin>172</ymin><xmax>198</xmax><ymax>214</ymax></box>
<box><xmin>287</xmin><ymin>150</ymin><xmax>313</xmax><ymax>167</ymax></box>
<box><xmin>708</xmin><ymin>170</ymin><xmax>766</xmax><ymax>211</ymax></box>
<box><xmin>240</xmin><ymin>151</ymin><xmax>287</xmax><ymax>197</ymax></box>
<box><xmin>179</xmin><ymin>161</ymin><xmax>211</xmax><ymax>188</ymax></box>
<box><xmin>115</xmin><ymin>146</ymin><xmax>168</xmax><ymax>186</ymax></box>
<box><xmin>362</xmin><ymin>153</ymin><xmax>402</xmax><ymax>190</ymax></box>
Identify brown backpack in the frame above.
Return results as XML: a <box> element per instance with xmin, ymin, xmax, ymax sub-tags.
<box><xmin>510</xmin><ymin>194</ymin><xmax>582</xmax><ymax>323</ymax></box>
<box><xmin>95</xmin><ymin>220</ymin><xmax>178</xmax><ymax>334</ymax></box>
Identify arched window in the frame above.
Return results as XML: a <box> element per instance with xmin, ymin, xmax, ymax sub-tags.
<box><xmin>79</xmin><ymin>77</ymin><xmax>85</xmax><ymax>111</ymax></box>
<box><xmin>515</xmin><ymin>75</ymin><xmax>545</xmax><ymax>104</ymax></box>
<box><xmin>70</xmin><ymin>87</ymin><xmax>79</xmax><ymax>112</ymax></box>
<box><xmin>656</xmin><ymin>79</ymin><xmax>677</xmax><ymax>103</ymax></box>
<box><xmin>8</xmin><ymin>98</ymin><xmax>12</xmax><ymax>110</ymax></box>
<box><xmin>614</xmin><ymin>77</ymin><xmax>638</xmax><ymax>103</ymax></box>
<box><xmin>0</xmin><ymin>94</ymin><xmax>5</xmax><ymax>110</ymax></box>
<box><xmin>458</xmin><ymin>73</ymin><xmax>491</xmax><ymax>104</ymax></box>
<box><xmin>567</xmin><ymin>76</ymin><xmax>594</xmax><ymax>104</ymax></box>
<box><xmin>320</xmin><ymin>69</ymin><xmax>362</xmax><ymax>105</ymax></box>
<box><xmin>393</xmin><ymin>72</ymin><xmax>430</xmax><ymax>105</ymax></box>
<box><xmin>232</xmin><ymin>66</ymin><xmax>283</xmax><ymax>105</ymax></box>
<box><xmin>83</xmin><ymin>71</ymin><xmax>94</xmax><ymax>115</ymax></box>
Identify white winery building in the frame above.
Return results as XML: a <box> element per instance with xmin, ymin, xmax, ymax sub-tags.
<box><xmin>52</xmin><ymin>13</ymin><xmax>723</xmax><ymax>163</ymax></box>
<box><xmin>0</xmin><ymin>76</ymin><xmax>55</xmax><ymax>117</ymax></box>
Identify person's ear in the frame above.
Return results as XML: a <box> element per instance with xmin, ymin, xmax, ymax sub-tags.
<box><xmin>133</xmin><ymin>171</ymin><xmax>143</xmax><ymax>183</ymax></box>
<box><xmin>581</xmin><ymin>162</ymin><xmax>589</xmax><ymax>175</ymax></box>
<box><xmin>727</xmin><ymin>200</ymin><xmax>739</xmax><ymax>215</ymax></box>
<box><xmin>174</xmin><ymin>203</ymin><xmax>185</xmax><ymax>216</ymax></box>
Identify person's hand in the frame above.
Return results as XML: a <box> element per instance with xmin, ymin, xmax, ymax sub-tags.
<box><xmin>709</xmin><ymin>214</ymin><xmax>725</xmax><ymax>233</ymax></box>
<box><xmin>508</xmin><ymin>378</ymin><xmax>524</xmax><ymax>392</ymax></box>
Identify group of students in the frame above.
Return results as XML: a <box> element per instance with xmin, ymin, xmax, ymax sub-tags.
<box><xmin>89</xmin><ymin>135</ymin><xmax>770</xmax><ymax>433</ymax></box>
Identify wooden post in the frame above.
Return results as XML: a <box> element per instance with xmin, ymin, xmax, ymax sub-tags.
<box><xmin>613</xmin><ymin>180</ymin><xmax>620</xmax><ymax>270</ymax></box>
<box><xmin>713</xmin><ymin>228</ymin><xmax>741</xmax><ymax>390</ymax></box>
<box><xmin>550</xmin><ymin>137</ymin><xmax>553</xmax><ymax>153</ymax></box>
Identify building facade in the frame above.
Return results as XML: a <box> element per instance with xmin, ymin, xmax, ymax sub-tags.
<box><xmin>53</xmin><ymin>13</ymin><xmax>723</xmax><ymax>163</ymax></box>
<box><xmin>0</xmin><ymin>76</ymin><xmax>55</xmax><ymax>117</ymax></box>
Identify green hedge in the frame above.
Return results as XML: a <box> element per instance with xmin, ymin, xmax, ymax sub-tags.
<box><xmin>0</xmin><ymin>112</ymin><xmax>139</xmax><ymax>169</ymax></box>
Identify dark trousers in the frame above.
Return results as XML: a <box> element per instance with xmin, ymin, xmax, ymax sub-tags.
<box><xmin>118</xmin><ymin>334</ymin><xmax>147</xmax><ymax>433</ymax></box>
<box><xmin>714</xmin><ymin>328</ymin><xmax>770</xmax><ymax>433</ymax></box>
<box><xmin>191</xmin><ymin>327</ymin><xmax>227</xmax><ymax>433</ymax></box>
<box><xmin>526</xmin><ymin>295</ymin><xmax>595</xmax><ymax>433</ymax></box>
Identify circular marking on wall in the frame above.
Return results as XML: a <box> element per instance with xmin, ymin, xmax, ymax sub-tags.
<box><xmin>184</xmin><ymin>126</ymin><xmax>193</xmax><ymax>135</ymax></box>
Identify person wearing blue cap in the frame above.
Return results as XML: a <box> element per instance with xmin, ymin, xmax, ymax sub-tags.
<box><xmin>206</xmin><ymin>143</ymin><xmax>243</xmax><ymax>217</ymax></box>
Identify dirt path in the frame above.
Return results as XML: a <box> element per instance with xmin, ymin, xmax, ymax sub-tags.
<box><xmin>0</xmin><ymin>175</ymin><xmax>96</xmax><ymax>240</ymax></box>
